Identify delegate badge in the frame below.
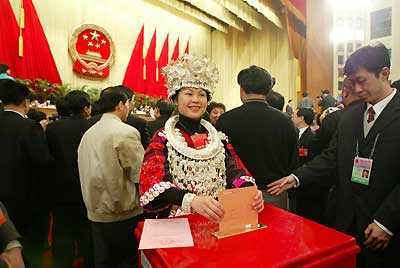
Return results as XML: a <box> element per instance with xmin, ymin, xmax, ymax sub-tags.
<box><xmin>299</xmin><ymin>147</ymin><xmax>308</xmax><ymax>157</ymax></box>
<box><xmin>191</xmin><ymin>133</ymin><xmax>208</xmax><ymax>150</ymax></box>
<box><xmin>351</xmin><ymin>157</ymin><xmax>373</xmax><ymax>186</ymax></box>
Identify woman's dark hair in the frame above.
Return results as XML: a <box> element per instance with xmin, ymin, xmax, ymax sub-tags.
<box><xmin>206</xmin><ymin>102</ymin><xmax>226</xmax><ymax>114</ymax></box>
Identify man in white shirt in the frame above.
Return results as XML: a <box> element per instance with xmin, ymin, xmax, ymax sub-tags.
<box><xmin>268</xmin><ymin>43</ymin><xmax>400</xmax><ymax>268</ymax></box>
<box><xmin>78</xmin><ymin>86</ymin><xmax>144</xmax><ymax>268</ymax></box>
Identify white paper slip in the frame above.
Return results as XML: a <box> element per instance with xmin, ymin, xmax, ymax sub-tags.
<box><xmin>138</xmin><ymin>218</ymin><xmax>194</xmax><ymax>249</ymax></box>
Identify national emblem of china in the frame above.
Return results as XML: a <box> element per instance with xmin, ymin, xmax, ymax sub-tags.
<box><xmin>69</xmin><ymin>24</ymin><xmax>115</xmax><ymax>78</ymax></box>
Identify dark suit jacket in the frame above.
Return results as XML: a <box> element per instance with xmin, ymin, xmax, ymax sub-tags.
<box><xmin>217</xmin><ymin>100</ymin><xmax>298</xmax><ymax>189</ymax></box>
<box><xmin>0</xmin><ymin>111</ymin><xmax>52</xmax><ymax>219</ymax></box>
<box><xmin>294</xmin><ymin>91</ymin><xmax>400</xmax><ymax>260</ymax></box>
<box><xmin>290</xmin><ymin>126</ymin><xmax>329</xmax><ymax>223</ymax></box>
<box><xmin>45</xmin><ymin>115</ymin><xmax>91</xmax><ymax>211</ymax></box>
<box><xmin>89</xmin><ymin>113</ymin><xmax>149</xmax><ymax>149</ymax></box>
<box><xmin>0</xmin><ymin>202</ymin><xmax>20</xmax><ymax>252</ymax></box>
<box><xmin>298</xmin><ymin>127</ymin><xmax>315</xmax><ymax>166</ymax></box>
<box><xmin>148</xmin><ymin>115</ymin><xmax>170</xmax><ymax>140</ymax></box>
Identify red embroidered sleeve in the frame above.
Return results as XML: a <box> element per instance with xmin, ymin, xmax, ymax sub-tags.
<box><xmin>139</xmin><ymin>129</ymin><xmax>176</xmax><ymax>211</ymax></box>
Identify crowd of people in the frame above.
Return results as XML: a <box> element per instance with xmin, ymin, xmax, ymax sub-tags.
<box><xmin>0</xmin><ymin>43</ymin><xmax>399</xmax><ymax>268</ymax></box>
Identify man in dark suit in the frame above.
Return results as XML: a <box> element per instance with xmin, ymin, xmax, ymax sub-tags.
<box><xmin>290</xmin><ymin>108</ymin><xmax>329</xmax><ymax>223</ymax></box>
<box><xmin>45</xmin><ymin>91</ymin><xmax>94</xmax><ymax>268</ymax></box>
<box><xmin>148</xmin><ymin>98</ymin><xmax>175</xmax><ymax>139</ymax></box>
<box><xmin>268</xmin><ymin>43</ymin><xmax>400</xmax><ymax>268</ymax></box>
<box><xmin>217</xmin><ymin>65</ymin><xmax>298</xmax><ymax>210</ymax></box>
<box><xmin>89</xmin><ymin>85</ymin><xmax>149</xmax><ymax>149</ymax></box>
<box><xmin>0</xmin><ymin>202</ymin><xmax>24</xmax><ymax>268</ymax></box>
<box><xmin>0</xmin><ymin>80</ymin><xmax>52</xmax><ymax>268</ymax></box>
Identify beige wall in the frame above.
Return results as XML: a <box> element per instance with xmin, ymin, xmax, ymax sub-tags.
<box><xmin>9</xmin><ymin>0</ymin><xmax>297</xmax><ymax>109</ymax></box>
<box><xmin>212</xmin><ymin>21</ymin><xmax>298</xmax><ymax>110</ymax></box>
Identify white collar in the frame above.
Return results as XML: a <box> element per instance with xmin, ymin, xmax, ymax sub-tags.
<box><xmin>298</xmin><ymin>126</ymin><xmax>308</xmax><ymax>139</ymax></box>
<box><xmin>3</xmin><ymin>109</ymin><xmax>28</xmax><ymax>118</ymax></box>
<box><xmin>366</xmin><ymin>88</ymin><xmax>396</xmax><ymax>119</ymax></box>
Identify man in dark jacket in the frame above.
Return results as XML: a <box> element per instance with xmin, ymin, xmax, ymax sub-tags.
<box><xmin>46</xmin><ymin>90</ymin><xmax>94</xmax><ymax>268</ymax></box>
<box><xmin>217</xmin><ymin>65</ymin><xmax>298</xmax><ymax>210</ymax></box>
<box><xmin>269</xmin><ymin>43</ymin><xmax>400</xmax><ymax>268</ymax></box>
<box><xmin>0</xmin><ymin>80</ymin><xmax>52</xmax><ymax>268</ymax></box>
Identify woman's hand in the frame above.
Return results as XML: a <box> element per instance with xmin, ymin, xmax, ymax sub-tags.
<box><xmin>252</xmin><ymin>190</ymin><xmax>264</xmax><ymax>213</ymax></box>
<box><xmin>191</xmin><ymin>196</ymin><xmax>224</xmax><ymax>222</ymax></box>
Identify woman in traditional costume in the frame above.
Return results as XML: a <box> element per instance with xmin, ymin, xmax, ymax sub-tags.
<box><xmin>139</xmin><ymin>54</ymin><xmax>264</xmax><ymax>221</ymax></box>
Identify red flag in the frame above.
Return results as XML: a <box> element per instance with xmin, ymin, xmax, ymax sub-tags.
<box><xmin>171</xmin><ymin>37</ymin><xmax>179</xmax><ymax>60</ymax></box>
<box><xmin>0</xmin><ymin>0</ymin><xmax>19</xmax><ymax>72</ymax></box>
<box><xmin>184</xmin><ymin>39</ymin><xmax>189</xmax><ymax>54</ymax></box>
<box><xmin>123</xmin><ymin>25</ymin><xmax>145</xmax><ymax>94</ymax></box>
<box><xmin>15</xmin><ymin>0</ymin><xmax>62</xmax><ymax>84</ymax></box>
<box><xmin>157</xmin><ymin>34</ymin><xmax>169</xmax><ymax>97</ymax></box>
<box><xmin>145</xmin><ymin>29</ymin><xmax>157</xmax><ymax>96</ymax></box>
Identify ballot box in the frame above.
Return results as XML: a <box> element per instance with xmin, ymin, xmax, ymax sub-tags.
<box><xmin>135</xmin><ymin>204</ymin><xmax>360</xmax><ymax>268</ymax></box>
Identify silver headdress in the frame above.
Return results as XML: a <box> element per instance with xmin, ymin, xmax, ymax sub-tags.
<box><xmin>162</xmin><ymin>54</ymin><xmax>219</xmax><ymax>99</ymax></box>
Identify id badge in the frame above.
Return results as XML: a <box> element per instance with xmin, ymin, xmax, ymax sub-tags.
<box><xmin>351</xmin><ymin>157</ymin><xmax>373</xmax><ymax>186</ymax></box>
<box><xmin>299</xmin><ymin>147</ymin><xmax>308</xmax><ymax>157</ymax></box>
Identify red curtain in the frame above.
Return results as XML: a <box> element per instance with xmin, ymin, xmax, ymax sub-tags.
<box><xmin>157</xmin><ymin>34</ymin><xmax>169</xmax><ymax>97</ymax></box>
<box><xmin>145</xmin><ymin>29</ymin><xmax>157</xmax><ymax>96</ymax></box>
<box><xmin>171</xmin><ymin>37</ymin><xmax>179</xmax><ymax>60</ymax></box>
<box><xmin>123</xmin><ymin>25</ymin><xmax>145</xmax><ymax>94</ymax></box>
<box><xmin>184</xmin><ymin>39</ymin><xmax>189</xmax><ymax>54</ymax></box>
<box><xmin>15</xmin><ymin>0</ymin><xmax>61</xmax><ymax>84</ymax></box>
<box><xmin>0</xmin><ymin>0</ymin><xmax>20</xmax><ymax>73</ymax></box>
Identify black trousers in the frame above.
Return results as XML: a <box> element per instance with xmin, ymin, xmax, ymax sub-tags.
<box><xmin>91</xmin><ymin>214</ymin><xmax>145</xmax><ymax>268</ymax></box>
<box><xmin>11</xmin><ymin>212</ymin><xmax>49</xmax><ymax>268</ymax></box>
<box><xmin>52</xmin><ymin>207</ymin><xmax>94</xmax><ymax>268</ymax></box>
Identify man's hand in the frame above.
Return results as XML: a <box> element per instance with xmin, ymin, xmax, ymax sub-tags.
<box><xmin>252</xmin><ymin>190</ymin><xmax>264</xmax><ymax>213</ymax></box>
<box><xmin>267</xmin><ymin>175</ymin><xmax>296</xmax><ymax>195</ymax></box>
<box><xmin>364</xmin><ymin>222</ymin><xmax>391</xmax><ymax>250</ymax></box>
<box><xmin>191</xmin><ymin>196</ymin><xmax>224</xmax><ymax>222</ymax></box>
<box><xmin>1</xmin><ymin>247</ymin><xmax>25</xmax><ymax>268</ymax></box>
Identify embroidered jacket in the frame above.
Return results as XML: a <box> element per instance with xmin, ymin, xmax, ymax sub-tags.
<box><xmin>139</xmin><ymin>116</ymin><xmax>255</xmax><ymax>217</ymax></box>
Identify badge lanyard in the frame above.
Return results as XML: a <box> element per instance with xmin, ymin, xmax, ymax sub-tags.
<box><xmin>351</xmin><ymin>133</ymin><xmax>380</xmax><ymax>186</ymax></box>
<box><xmin>355</xmin><ymin>133</ymin><xmax>380</xmax><ymax>159</ymax></box>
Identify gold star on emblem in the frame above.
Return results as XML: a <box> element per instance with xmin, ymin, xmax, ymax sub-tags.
<box><xmin>95</xmin><ymin>43</ymin><xmax>100</xmax><ymax>49</ymax></box>
<box><xmin>101</xmin><ymin>39</ymin><xmax>107</xmax><ymax>45</ymax></box>
<box><xmin>90</xmin><ymin>30</ymin><xmax>100</xmax><ymax>41</ymax></box>
<box><xmin>82</xmin><ymin>34</ymin><xmax>88</xmax><ymax>40</ymax></box>
<box><xmin>88</xmin><ymin>41</ymin><xmax>93</xmax><ymax>46</ymax></box>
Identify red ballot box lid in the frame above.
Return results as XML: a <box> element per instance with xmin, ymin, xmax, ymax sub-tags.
<box><xmin>135</xmin><ymin>204</ymin><xmax>360</xmax><ymax>268</ymax></box>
